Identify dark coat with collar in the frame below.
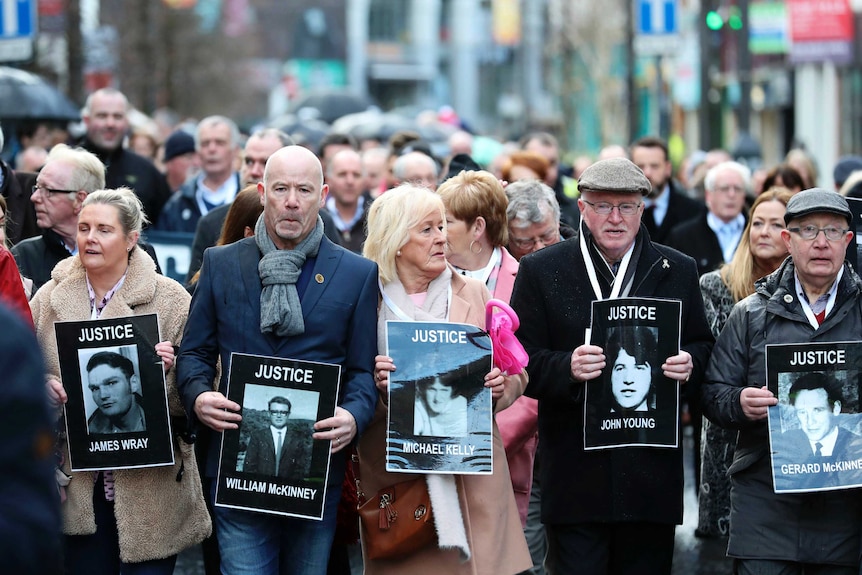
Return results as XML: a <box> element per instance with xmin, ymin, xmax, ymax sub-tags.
<box><xmin>665</xmin><ymin>210</ymin><xmax>748</xmax><ymax>277</ymax></box>
<box><xmin>156</xmin><ymin>173</ymin><xmax>240</xmax><ymax>234</ymax></box>
<box><xmin>0</xmin><ymin>161</ymin><xmax>37</xmax><ymax>245</ymax></box>
<box><xmin>510</xmin><ymin>226</ymin><xmax>713</xmax><ymax>526</ymax></box>
<box><xmin>703</xmin><ymin>258</ymin><xmax>862</xmax><ymax>564</ymax></box>
<box><xmin>177</xmin><ymin>235</ymin><xmax>379</xmax><ymax>486</ymax></box>
<box><xmin>645</xmin><ymin>180</ymin><xmax>704</xmax><ymax>245</ymax></box>
<box><xmin>78</xmin><ymin>137</ymin><xmax>171</xmax><ymax>225</ymax></box>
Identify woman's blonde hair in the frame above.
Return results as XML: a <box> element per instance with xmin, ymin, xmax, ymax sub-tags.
<box><xmin>720</xmin><ymin>187</ymin><xmax>794</xmax><ymax>302</ymax></box>
<box><xmin>82</xmin><ymin>187</ymin><xmax>148</xmax><ymax>235</ymax></box>
<box><xmin>363</xmin><ymin>185</ymin><xmax>446</xmax><ymax>284</ymax></box>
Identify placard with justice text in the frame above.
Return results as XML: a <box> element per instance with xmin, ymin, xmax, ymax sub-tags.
<box><xmin>215</xmin><ymin>352</ymin><xmax>341</xmax><ymax>520</ymax></box>
<box><xmin>386</xmin><ymin>321</ymin><xmax>493</xmax><ymax>474</ymax></box>
<box><xmin>584</xmin><ymin>297</ymin><xmax>682</xmax><ymax>450</ymax></box>
<box><xmin>55</xmin><ymin>314</ymin><xmax>174</xmax><ymax>471</ymax></box>
<box><xmin>766</xmin><ymin>341</ymin><xmax>862</xmax><ymax>493</ymax></box>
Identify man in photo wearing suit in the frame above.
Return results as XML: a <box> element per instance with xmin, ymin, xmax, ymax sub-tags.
<box><xmin>177</xmin><ymin>145</ymin><xmax>378</xmax><ymax>575</ymax></box>
<box><xmin>242</xmin><ymin>396</ymin><xmax>311</xmax><ymax>481</ymax></box>
<box><xmin>779</xmin><ymin>372</ymin><xmax>862</xmax><ymax>490</ymax></box>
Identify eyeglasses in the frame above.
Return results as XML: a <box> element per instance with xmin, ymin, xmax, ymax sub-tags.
<box><xmin>582</xmin><ymin>199</ymin><xmax>642</xmax><ymax>216</ymax></box>
<box><xmin>511</xmin><ymin>228</ymin><xmax>559</xmax><ymax>250</ymax></box>
<box><xmin>269</xmin><ymin>409</ymin><xmax>290</xmax><ymax>415</ymax></box>
<box><xmin>788</xmin><ymin>225</ymin><xmax>849</xmax><ymax>241</ymax></box>
<box><xmin>32</xmin><ymin>184</ymin><xmax>78</xmax><ymax>197</ymax></box>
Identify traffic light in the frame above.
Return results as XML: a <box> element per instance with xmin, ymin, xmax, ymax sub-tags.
<box><xmin>705</xmin><ymin>10</ymin><xmax>724</xmax><ymax>30</ymax></box>
<box><xmin>727</xmin><ymin>6</ymin><xmax>742</xmax><ymax>30</ymax></box>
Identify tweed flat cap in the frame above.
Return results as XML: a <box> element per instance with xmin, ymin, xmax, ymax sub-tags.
<box><xmin>578</xmin><ymin>157</ymin><xmax>651</xmax><ymax>195</ymax></box>
<box><xmin>784</xmin><ymin>188</ymin><xmax>852</xmax><ymax>225</ymax></box>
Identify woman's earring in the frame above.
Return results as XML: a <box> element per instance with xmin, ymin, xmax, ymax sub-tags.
<box><xmin>396</xmin><ymin>250</ymin><xmax>401</xmax><ymax>257</ymax></box>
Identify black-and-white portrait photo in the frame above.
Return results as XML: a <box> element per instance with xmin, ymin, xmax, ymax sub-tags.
<box><xmin>79</xmin><ymin>345</ymin><xmax>145</xmax><ymax>435</ymax></box>
<box><xmin>605</xmin><ymin>326</ymin><xmax>659</xmax><ymax>414</ymax></box>
<box><xmin>772</xmin><ymin>370</ymin><xmax>862</xmax><ymax>491</ymax></box>
<box><xmin>414</xmin><ymin>375</ymin><xmax>469</xmax><ymax>437</ymax></box>
<box><xmin>236</xmin><ymin>384</ymin><xmax>316</xmax><ymax>481</ymax></box>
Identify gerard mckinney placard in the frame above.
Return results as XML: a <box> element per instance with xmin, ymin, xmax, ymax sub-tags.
<box><xmin>216</xmin><ymin>352</ymin><xmax>340</xmax><ymax>520</ymax></box>
<box><xmin>385</xmin><ymin>320</ymin><xmax>493</xmax><ymax>475</ymax></box>
<box><xmin>54</xmin><ymin>314</ymin><xmax>174</xmax><ymax>471</ymax></box>
<box><xmin>585</xmin><ymin>297</ymin><xmax>682</xmax><ymax>450</ymax></box>
<box><xmin>766</xmin><ymin>341</ymin><xmax>862</xmax><ymax>493</ymax></box>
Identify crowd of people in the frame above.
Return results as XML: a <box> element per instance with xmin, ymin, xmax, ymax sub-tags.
<box><xmin>5</xmin><ymin>87</ymin><xmax>862</xmax><ymax>575</ymax></box>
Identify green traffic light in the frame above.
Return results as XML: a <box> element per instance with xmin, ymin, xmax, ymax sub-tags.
<box><xmin>706</xmin><ymin>10</ymin><xmax>724</xmax><ymax>30</ymax></box>
<box><xmin>728</xmin><ymin>6</ymin><xmax>742</xmax><ymax>30</ymax></box>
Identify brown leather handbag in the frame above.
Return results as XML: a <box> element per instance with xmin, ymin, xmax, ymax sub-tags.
<box><xmin>357</xmin><ymin>475</ymin><xmax>436</xmax><ymax>560</ymax></box>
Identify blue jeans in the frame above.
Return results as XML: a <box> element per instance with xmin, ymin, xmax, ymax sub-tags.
<box><xmin>213</xmin><ymin>482</ymin><xmax>341</xmax><ymax>575</ymax></box>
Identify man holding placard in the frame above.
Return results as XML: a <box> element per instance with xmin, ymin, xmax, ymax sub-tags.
<box><xmin>510</xmin><ymin>157</ymin><xmax>713</xmax><ymax>575</ymax></box>
<box><xmin>177</xmin><ymin>145</ymin><xmax>378</xmax><ymax>575</ymax></box>
<box><xmin>704</xmin><ymin>188</ymin><xmax>862</xmax><ymax>573</ymax></box>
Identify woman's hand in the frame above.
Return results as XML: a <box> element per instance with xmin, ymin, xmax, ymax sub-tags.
<box><xmin>155</xmin><ymin>341</ymin><xmax>177</xmax><ymax>373</ymax></box>
<box><xmin>484</xmin><ymin>366</ymin><xmax>506</xmax><ymax>402</ymax></box>
<box><xmin>313</xmin><ymin>407</ymin><xmax>357</xmax><ymax>454</ymax></box>
<box><xmin>374</xmin><ymin>355</ymin><xmax>395</xmax><ymax>393</ymax></box>
<box><xmin>47</xmin><ymin>377</ymin><xmax>67</xmax><ymax>409</ymax></box>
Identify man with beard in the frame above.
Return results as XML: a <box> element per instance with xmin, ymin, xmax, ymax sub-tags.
<box><xmin>630</xmin><ymin>136</ymin><xmax>703</xmax><ymax>244</ymax></box>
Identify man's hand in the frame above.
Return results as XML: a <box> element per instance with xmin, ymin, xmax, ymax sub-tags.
<box><xmin>662</xmin><ymin>350</ymin><xmax>693</xmax><ymax>382</ymax></box>
<box><xmin>570</xmin><ymin>344</ymin><xmax>606</xmax><ymax>382</ymax></box>
<box><xmin>194</xmin><ymin>391</ymin><xmax>242</xmax><ymax>431</ymax></box>
<box><xmin>740</xmin><ymin>386</ymin><xmax>777</xmax><ymax>421</ymax></box>
<box><xmin>314</xmin><ymin>407</ymin><xmax>357</xmax><ymax>454</ymax></box>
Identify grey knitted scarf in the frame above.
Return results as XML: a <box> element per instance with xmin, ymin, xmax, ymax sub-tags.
<box><xmin>255</xmin><ymin>214</ymin><xmax>324</xmax><ymax>336</ymax></box>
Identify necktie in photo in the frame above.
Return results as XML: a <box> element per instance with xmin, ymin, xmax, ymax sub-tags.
<box><xmin>815</xmin><ymin>442</ymin><xmax>823</xmax><ymax>457</ymax></box>
<box><xmin>275</xmin><ymin>430</ymin><xmax>284</xmax><ymax>470</ymax></box>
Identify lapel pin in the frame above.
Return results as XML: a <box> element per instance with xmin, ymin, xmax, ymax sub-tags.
<box><xmin>662</xmin><ymin>259</ymin><xmax>669</xmax><ymax>269</ymax></box>
<box><xmin>315</xmin><ymin>274</ymin><xmax>324</xmax><ymax>284</ymax></box>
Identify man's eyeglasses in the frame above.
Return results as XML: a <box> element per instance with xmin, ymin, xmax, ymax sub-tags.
<box><xmin>582</xmin><ymin>199</ymin><xmax>642</xmax><ymax>216</ymax></box>
<box><xmin>269</xmin><ymin>409</ymin><xmax>290</xmax><ymax>416</ymax></box>
<box><xmin>32</xmin><ymin>184</ymin><xmax>78</xmax><ymax>197</ymax></box>
<box><xmin>511</xmin><ymin>228</ymin><xmax>559</xmax><ymax>250</ymax></box>
<box><xmin>788</xmin><ymin>225</ymin><xmax>849</xmax><ymax>241</ymax></box>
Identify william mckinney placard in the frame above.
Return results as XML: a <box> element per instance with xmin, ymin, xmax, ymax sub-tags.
<box><xmin>766</xmin><ymin>341</ymin><xmax>862</xmax><ymax>493</ymax></box>
<box><xmin>54</xmin><ymin>314</ymin><xmax>174</xmax><ymax>471</ymax></box>
<box><xmin>385</xmin><ymin>320</ymin><xmax>493</xmax><ymax>475</ymax></box>
<box><xmin>215</xmin><ymin>352</ymin><xmax>341</xmax><ymax>520</ymax></box>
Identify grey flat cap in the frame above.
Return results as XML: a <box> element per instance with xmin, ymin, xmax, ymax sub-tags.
<box><xmin>784</xmin><ymin>187</ymin><xmax>852</xmax><ymax>225</ymax></box>
<box><xmin>578</xmin><ymin>157</ymin><xmax>651</xmax><ymax>196</ymax></box>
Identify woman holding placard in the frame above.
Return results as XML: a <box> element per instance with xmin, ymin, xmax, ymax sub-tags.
<box><xmin>357</xmin><ymin>184</ymin><xmax>531</xmax><ymax>574</ymax></box>
<box><xmin>697</xmin><ymin>187</ymin><xmax>792</xmax><ymax>539</ymax></box>
<box><xmin>30</xmin><ymin>187</ymin><xmax>210</xmax><ymax>574</ymax></box>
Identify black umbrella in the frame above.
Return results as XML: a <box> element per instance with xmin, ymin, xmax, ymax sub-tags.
<box><xmin>289</xmin><ymin>89</ymin><xmax>373</xmax><ymax>125</ymax></box>
<box><xmin>0</xmin><ymin>67</ymin><xmax>80</xmax><ymax>121</ymax></box>
<box><xmin>269</xmin><ymin>114</ymin><xmax>331</xmax><ymax>150</ymax></box>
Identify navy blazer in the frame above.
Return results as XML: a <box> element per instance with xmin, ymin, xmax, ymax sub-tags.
<box><xmin>177</xmin><ymin>235</ymin><xmax>379</xmax><ymax>478</ymax></box>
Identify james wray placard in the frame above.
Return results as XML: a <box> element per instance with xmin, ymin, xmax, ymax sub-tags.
<box><xmin>55</xmin><ymin>314</ymin><xmax>174</xmax><ymax>471</ymax></box>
